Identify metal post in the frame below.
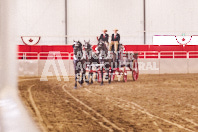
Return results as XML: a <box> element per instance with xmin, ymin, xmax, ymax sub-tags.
<box><xmin>65</xmin><ymin>0</ymin><xmax>67</xmax><ymax>44</ymax></box>
<box><xmin>143</xmin><ymin>0</ymin><xmax>146</xmax><ymax>44</ymax></box>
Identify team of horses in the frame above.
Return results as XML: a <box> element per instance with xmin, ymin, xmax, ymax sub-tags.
<box><xmin>73</xmin><ymin>40</ymin><xmax>135</xmax><ymax>88</ymax></box>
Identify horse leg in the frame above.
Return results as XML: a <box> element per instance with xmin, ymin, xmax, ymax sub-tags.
<box><xmin>107</xmin><ymin>69</ymin><xmax>110</xmax><ymax>83</ymax></box>
<box><xmin>95</xmin><ymin>66</ymin><xmax>98</xmax><ymax>82</ymax></box>
<box><xmin>109</xmin><ymin>68</ymin><xmax>113</xmax><ymax>84</ymax></box>
<box><xmin>78</xmin><ymin>71</ymin><xmax>81</xmax><ymax>84</ymax></box>
<box><xmin>95</xmin><ymin>71</ymin><xmax>98</xmax><ymax>82</ymax></box>
<box><xmin>86</xmin><ymin>73</ymin><xmax>90</xmax><ymax>84</ymax></box>
<box><xmin>91</xmin><ymin>73</ymin><xmax>93</xmax><ymax>84</ymax></box>
<box><xmin>101</xmin><ymin>67</ymin><xmax>103</xmax><ymax>85</ymax></box>
<box><xmin>74</xmin><ymin>60</ymin><xmax>78</xmax><ymax>88</ymax></box>
<box><xmin>86</xmin><ymin>66</ymin><xmax>91</xmax><ymax>84</ymax></box>
<box><xmin>84</xmin><ymin>68</ymin><xmax>89</xmax><ymax>85</ymax></box>
<box><xmin>105</xmin><ymin>66</ymin><xmax>111</xmax><ymax>84</ymax></box>
<box><xmin>74</xmin><ymin>73</ymin><xmax>77</xmax><ymax>89</ymax></box>
<box><xmin>105</xmin><ymin>69</ymin><xmax>109</xmax><ymax>80</ymax></box>
<box><xmin>105</xmin><ymin>63</ymin><xmax>109</xmax><ymax>80</ymax></box>
<box><xmin>90</xmin><ymin>66</ymin><xmax>93</xmax><ymax>84</ymax></box>
<box><xmin>106</xmin><ymin>65</ymin><xmax>111</xmax><ymax>84</ymax></box>
<box><xmin>80</xmin><ymin>71</ymin><xmax>84</xmax><ymax>85</ymax></box>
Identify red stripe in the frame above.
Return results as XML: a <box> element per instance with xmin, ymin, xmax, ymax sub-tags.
<box><xmin>18</xmin><ymin>45</ymin><xmax>198</xmax><ymax>53</ymax></box>
<box><xmin>17</xmin><ymin>45</ymin><xmax>198</xmax><ymax>60</ymax></box>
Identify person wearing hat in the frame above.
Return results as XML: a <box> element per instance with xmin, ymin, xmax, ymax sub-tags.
<box><xmin>109</xmin><ymin>29</ymin><xmax>120</xmax><ymax>53</ymax></box>
<box><xmin>98</xmin><ymin>29</ymin><xmax>109</xmax><ymax>48</ymax></box>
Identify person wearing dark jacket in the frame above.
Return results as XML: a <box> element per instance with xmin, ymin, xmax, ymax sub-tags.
<box><xmin>109</xmin><ymin>29</ymin><xmax>120</xmax><ymax>53</ymax></box>
<box><xmin>98</xmin><ymin>29</ymin><xmax>109</xmax><ymax>49</ymax></box>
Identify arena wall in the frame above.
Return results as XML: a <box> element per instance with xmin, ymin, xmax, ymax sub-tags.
<box><xmin>146</xmin><ymin>0</ymin><xmax>198</xmax><ymax>44</ymax></box>
<box><xmin>18</xmin><ymin>58</ymin><xmax>198</xmax><ymax>77</ymax></box>
<box><xmin>17</xmin><ymin>44</ymin><xmax>198</xmax><ymax>76</ymax></box>
<box><xmin>16</xmin><ymin>0</ymin><xmax>65</xmax><ymax>45</ymax></box>
<box><xmin>18</xmin><ymin>44</ymin><xmax>198</xmax><ymax>53</ymax></box>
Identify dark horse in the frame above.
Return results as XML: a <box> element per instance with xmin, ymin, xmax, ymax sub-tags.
<box><xmin>97</xmin><ymin>40</ymin><xmax>113</xmax><ymax>85</ymax></box>
<box><xmin>83</xmin><ymin>40</ymin><xmax>100</xmax><ymax>84</ymax></box>
<box><xmin>72</xmin><ymin>40</ymin><xmax>88</xmax><ymax>88</ymax></box>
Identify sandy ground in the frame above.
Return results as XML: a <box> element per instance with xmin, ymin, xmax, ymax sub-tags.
<box><xmin>18</xmin><ymin>74</ymin><xmax>198</xmax><ymax>132</ymax></box>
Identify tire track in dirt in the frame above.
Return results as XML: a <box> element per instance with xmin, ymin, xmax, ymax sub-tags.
<box><xmin>84</xmin><ymin>88</ymin><xmax>163</xmax><ymax>132</ymax></box>
<box><xmin>187</xmin><ymin>104</ymin><xmax>198</xmax><ymax>110</ymax></box>
<box><xmin>18</xmin><ymin>76</ymin><xmax>59</xmax><ymax>82</ymax></box>
<box><xmin>81</xmin><ymin>110</ymin><xmax>114</xmax><ymax>132</ymax></box>
<box><xmin>28</xmin><ymin>85</ymin><xmax>48</xmax><ymax>132</ymax></box>
<box><xmin>183</xmin><ymin>118</ymin><xmax>198</xmax><ymax>127</ymax></box>
<box><xmin>18</xmin><ymin>78</ymin><xmax>40</xmax><ymax>82</ymax></box>
<box><xmin>115</xmin><ymin>97</ymin><xmax>196</xmax><ymax>132</ymax></box>
<box><xmin>62</xmin><ymin>84</ymin><xmax>125</xmax><ymax>132</ymax></box>
<box><xmin>19</xmin><ymin>76</ymin><xmax>198</xmax><ymax>132</ymax></box>
<box><xmin>51</xmin><ymin>86</ymin><xmax>111</xmax><ymax>129</ymax></box>
<box><xmin>83</xmin><ymin>88</ymin><xmax>195</xmax><ymax>132</ymax></box>
<box><xmin>21</xmin><ymin>78</ymin><xmax>109</xmax><ymax>131</ymax></box>
<box><xmin>170</xmin><ymin>113</ymin><xmax>198</xmax><ymax>129</ymax></box>
<box><xmin>66</xmin><ymin>81</ymin><xmax>162</xmax><ymax>131</ymax></box>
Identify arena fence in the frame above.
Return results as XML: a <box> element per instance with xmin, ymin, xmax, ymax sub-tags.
<box><xmin>17</xmin><ymin>51</ymin><xmax>198</xmax><ymax>76</ymax></box>
<box><xmin>17</xmin><ymin>44</ymin><xmax>198</xmax><ymax>76</ymax></box>
<box><xmin>18</xmin><ymin>51</ymin><xmax>198</xmax><ymax>60</ymax></box>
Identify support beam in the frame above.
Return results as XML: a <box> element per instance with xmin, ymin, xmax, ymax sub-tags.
<box><xmin>143</xmin><ymin>0</ymin><xmax>146</xmax><ymax>44</ymax></box>
<box><xmin>65</xmin><ymin>0</ymin><xmax>68</xmax><ymax>44</ymax></box>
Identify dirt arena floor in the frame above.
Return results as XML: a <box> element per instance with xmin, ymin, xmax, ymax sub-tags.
<box><xmin>18</xmin><ymin>74</ymin><xmax>198</xmax><ymax>132</ymax></box>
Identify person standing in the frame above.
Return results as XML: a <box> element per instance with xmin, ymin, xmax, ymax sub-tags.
<box><xmin>109</xmin><ymin>29</ymin><xmax>120</xmax><ymax>53</ymax></box>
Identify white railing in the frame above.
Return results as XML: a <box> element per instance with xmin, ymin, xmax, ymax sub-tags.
<box><xmin>188</xmin><ymin>51</ymin><xmax>198</xmax><ymax>58</ymax></box>
<box><xmin>38</xmin><ymin>52</ymin><xmax>70</xmax><ymax>60</ymax></box>
<box><xmin>18</xmin><ymin>52</ymin><xmax>38</xmax><ymax>59</ymax></box>
<box><xmin>136</xmin><ymin>51</ymin><xmax>159</xmax><ymax>59</ymax></box>
<box><xmin>18</xmin><ymin>52</ymin><xmax>70</xmax><ymax>60</ymax></box>
<box><xmin>17</xmin><ymin>51</ymin><xmax>198</xmax><ymax>60</ymax></box>
<box><xmin>159</xmin><ymin>51</ymin><xmax>187</xmax><ymax>59</ymax></box>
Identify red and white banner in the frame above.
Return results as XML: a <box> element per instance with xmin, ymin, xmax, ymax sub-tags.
<box><xmin>153</xmin><ymin>35</ymin><xmax>198</xmax><ymax>45</ymax></box>
<box><xmin>21</xmin><ymin>36</ymin><xmax>41</xmax><ymax>45</ymax></box>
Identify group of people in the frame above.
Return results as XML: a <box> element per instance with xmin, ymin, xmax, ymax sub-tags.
<box><xmin>98</xmin><ymin>28</ymin><xmax>120</xmax><ymax>53</ymax></box>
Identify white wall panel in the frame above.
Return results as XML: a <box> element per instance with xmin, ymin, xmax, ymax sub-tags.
<box><xmin>188</xmin><ymin>59</ymin><xmax>198</xmax><ymax>73</ymax></box>
<box><xmin>138</xmin><ymin>59</ymin><xmax>160</xmax><ymax>74</ymax></box>
<box><xmin>146</xmin><ymin>0</ymin><xmax>198</xmax><ymax>44</ymax></box>
<box><xmin>17</xmin><ymin>0</ymin><xmax>65</xmax><ymax>45</ymax></box>
<box><xmin>15</xmin><ymin>0</ymin><xmax>198</xmax><ymax>45</ymax></box>
<box><xmin>18</xmin><ymin>59</ymin><xmax>198</xmax><ymax>76</ymax></box>
<box><xmin>67</xmin><ymin>0</ymin><xmax>144</xmax><ymax>45</ymax></box>
<box><xmin>159</xmin><ymin>59</ymin><xmax>188</xmax><ymax>74</ymax></box>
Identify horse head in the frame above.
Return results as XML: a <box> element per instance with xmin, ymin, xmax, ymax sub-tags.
<box><xmin>97</xmin><ymin>40</ymin><xmax>106</xmax><ymax>51</ymax></box>
<box><xmin>73</xmin><ymin>40</ymin><xmax>83</xmax><ymax>59</ymax></box>
<box><xmin>83</xmin><ymin>40</ymin><xmax>92</xmax><ymax>52</ymax></box>
<box><xmin>97</xmin><ymin>40</ymin><xmax>108</xmax><ymax>60</ymax></box>
<box><xmin>119</xmin><ymin>43</ymin><xmax>125</xmax><ymax>52</ymax></box>
<box><xmin>73</xmin><ymin>40</ymin><xmax>82</xmax><ymax>49</ymax></box>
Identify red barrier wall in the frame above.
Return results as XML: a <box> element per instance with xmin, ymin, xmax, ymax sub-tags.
<box><xmin>18</xmin><ymin>45</ymin><xmax>198</xmax><ymax>59</ymax></box>
<box><xmin>18</xmin><ymin>45</ymin><xmax>198</xmax><ymax>53</ymax></box>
